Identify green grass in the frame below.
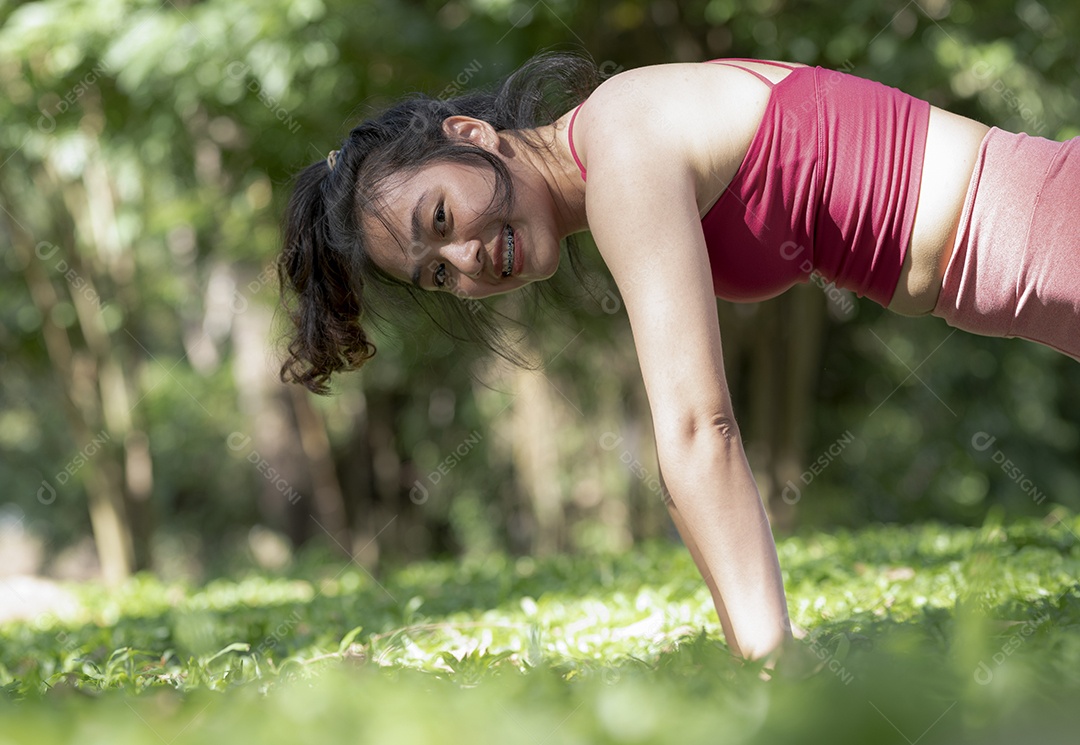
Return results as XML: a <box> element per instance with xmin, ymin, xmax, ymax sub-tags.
<box><xmin>3</xmin><ymin>515</ymin><xmax>1080</xmax><ymax>744</ymax></box>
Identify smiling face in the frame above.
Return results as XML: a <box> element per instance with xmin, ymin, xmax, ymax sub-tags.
<box><xmin>363</xmin><ymin>155</ymin><xmax>564</xmax><ymax>300</ymax></box>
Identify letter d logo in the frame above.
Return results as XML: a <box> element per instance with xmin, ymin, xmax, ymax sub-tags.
<box><xmin>37</xmin><ymin>110</ymin><xmax>57</xmax><ymax>134</ymax></box>
<box><xmin>38</xmin><ymin>480</ymin><xmax>57</xmax><ymax>505</ymax></box>
<box><xmin>409</xmin><ymin>480</ymin><xmax>429</xmax><ymax>505</ymax></box>
<box><xmin>227</xmin><ymin>432</ymin><xmax>251</xmax><ymax>451</ymax></box>
<box><xmin>600</xmin><ymin>290</ymin><xmax>622</xmax><ymax>314</ymax></box>
<box><xmin>599</xmin><ymin>432</ymin><xmax>623</xmax><ymax>451</ymax></box>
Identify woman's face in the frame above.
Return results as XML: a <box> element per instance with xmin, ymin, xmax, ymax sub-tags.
<box><xmin>363</xmin><ymin>158</ymin><xmax>563</xmax><ymax>299</ymax></box>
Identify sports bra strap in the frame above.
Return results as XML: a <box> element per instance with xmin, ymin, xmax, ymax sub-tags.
<box><xmin>567</xmin><ymin>102</ymin><xmax>587</xmax><ymax>181</ymax></box>
<box><xmin>706</xmin><ymin>59</ymin><xmax>790</xmax><ymax>88</ymax></box>
<box><xmin>714</xmin><ymin>57</ymin><xmax>798</xmax><ymax>70</ymax></box>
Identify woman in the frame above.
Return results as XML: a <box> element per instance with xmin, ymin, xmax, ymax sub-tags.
<box><xmin>277</xmin><ymin>53</ymin><xmax>1080</xmax><ymax>660</ymax></box>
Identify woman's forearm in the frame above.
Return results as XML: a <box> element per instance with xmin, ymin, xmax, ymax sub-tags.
<box><xmin>657</xmin><ymin>429</ymin><xmax>790</xmax><ymax>659</ymax></box>
<box><xmin>662</xmin><ymin>483</ymin><xmax>740</xmax><ymax>653</ymax></box>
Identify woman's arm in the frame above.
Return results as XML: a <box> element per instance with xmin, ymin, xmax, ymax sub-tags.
<box><xmin>583</xmin><ymin>129</ymin><xmax>786</xmax><ymax>660</ymax></box>
<box><xmin>656</xmin><ymin>426</ymin><xmax>789</xmax><ymax>660</ymax></box>
<box><xmin>657</xmin><ymin>466</ymin><xmax>742</xmax><ymax>653</ymax></box>
<box><xmin>603</xmin><ymin>221</ymin><xmax>790</xmax><ymax>658</ymax></box>
<box><xmin>580</xmin><ymin>72</ymin><xmax>790</xmax><ymax>659</ymax></box>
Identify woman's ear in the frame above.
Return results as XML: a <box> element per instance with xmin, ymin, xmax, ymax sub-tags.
<box><xmin>441</xmin><ymin>116</ymin><xmax>499</xmax><ymax>150</ymax></box>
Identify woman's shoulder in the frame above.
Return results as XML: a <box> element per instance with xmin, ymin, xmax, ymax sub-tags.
<box><xmin>572</xmin><ymin>61</ymin><xmax>777</xmax><ymax>215</ymax></box>
<box><xmin>575</xmin><ymin>62</ymin><xmax>728</xmax><ymax>137</ymax></box>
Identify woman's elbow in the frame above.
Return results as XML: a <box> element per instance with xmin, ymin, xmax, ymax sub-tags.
<box><xmin>656</xmin><ymin>410</ymin><xmax>743</xmax><ymax>452</ymax></box>
<box><xmin>702</xmin><ymin>412</ymin><xmax>741</xmax><ymax>442</ymax></box>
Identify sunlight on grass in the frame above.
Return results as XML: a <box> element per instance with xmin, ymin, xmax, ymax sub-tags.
<box><xmin>3</xmin><ymin>517</ymin><xmax>1080</xmax><ymax>743</ymax></box>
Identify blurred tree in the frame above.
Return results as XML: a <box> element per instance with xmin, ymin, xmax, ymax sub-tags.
<box><xmin>1</xmin><ymin>0</ymin><xmax>1078</xmax><ymax>581</ymax></box>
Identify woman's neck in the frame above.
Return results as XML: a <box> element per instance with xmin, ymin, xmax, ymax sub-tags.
<box><xmin>501</xmin><ymin>120</ymin><xmax>589</xmax><ymax>240</ymax></box>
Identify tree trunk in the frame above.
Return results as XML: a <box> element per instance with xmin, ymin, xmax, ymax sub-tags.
<box><xmin>511</xmin><ymin>366</ymin><xmax>565</xmax><ymax>556</ymax></box>
<box><xmin>768</xmin><ymin>287</ymin><xmax>826</xmax><ymax>532</ymax></box>
<box><xmin>230</xmin><ymin>279</ymin><xmax>312</xmax><ymax>547</ymax></box>
<box><xmin>6</xmin><ymin>202</ymin><xmax>135</xmax><ymax>583</ymax></box>
<box><xmin>716</xmin><ymin>289</ymin><xmax>826</xmax><ymax>535</ymax></box>
<box><xmin>289</xmin><ymin>385</ymin><xmax>351</xmax><ymax>556</ymax></box>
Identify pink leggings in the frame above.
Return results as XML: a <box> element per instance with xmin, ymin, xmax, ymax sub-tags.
<box><xmin>933</xmin><ymin>127</ymin><xmax>1080</xmax><ymax>361</ymax></box>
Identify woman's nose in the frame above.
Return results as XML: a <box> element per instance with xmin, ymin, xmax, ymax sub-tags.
<box><xmin>444</xmin><ymin>238</ymin><xmax>484</xmax><ymax>278</ymax></box>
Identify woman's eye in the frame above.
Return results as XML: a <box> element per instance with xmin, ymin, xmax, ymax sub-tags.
<box><xmin>433</xmin><ymin>263</ymin><xmax>447</xmax><ymax>288</ymax></box>
<box><xmin>434</xmin><ymin>203</ymin><xmax>447</xmax><ymax>233</ymax></box>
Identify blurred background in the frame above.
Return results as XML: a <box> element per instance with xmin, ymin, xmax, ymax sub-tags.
<box><xmin>2</xmin><ymin>0</ymin><xmax>1079</xmax><ymax>588</ymax></box>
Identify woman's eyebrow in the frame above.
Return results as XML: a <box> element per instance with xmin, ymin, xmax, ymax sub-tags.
<box><xmin>410</xmin><ymin>189</ymin><xmax>432</xmax><ymax>246</ymax></box>
<box><xmin>409</xmin><ymin>190</ymin><xmax>432</xmax><ymax>288</ymax></box>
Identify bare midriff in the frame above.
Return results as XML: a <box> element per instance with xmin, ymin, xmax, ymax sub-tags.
<box><xmin>685</xmin><ymin>60</ymin><xmax>990</xmax><ymax>314</ymax></box>
<box><xmin>890</xmin><ymin>107</ymin><xmax>990</xmax><ymax>316</ymax></box>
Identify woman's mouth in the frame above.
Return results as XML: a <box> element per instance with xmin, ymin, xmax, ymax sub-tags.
<box><xmin>502</xmin><ymin>224</ymin><xmax>515</xmax><ymax>277</ymax></box>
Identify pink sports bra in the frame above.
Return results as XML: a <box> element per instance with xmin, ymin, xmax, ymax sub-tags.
<box><xmin>567</xmin><ymin>58</ymin><xmax>930</xmax><ymax>306</ymax></box>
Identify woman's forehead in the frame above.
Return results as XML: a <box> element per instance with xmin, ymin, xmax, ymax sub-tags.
<box><xmin>361</xmin><ymin>166</ymin><xmax>437</xmax><ymax>237</ymax></box>
<box><xmin>361</xmin><ymin>177</ymin><xmax>434</xmax><ymax>281</ymax></box>
<box><xmin>361</xmin><ymin>203</ymin><xmax>413</xmax><ymax>280</ymax></box>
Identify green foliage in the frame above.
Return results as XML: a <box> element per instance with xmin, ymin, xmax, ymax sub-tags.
<box><xmin>3</xmin><ymin>518</ymin><xmax>1080</xmax><ymax>742</ymax></box>
<box><xmin>3</xmin><ymin>0</ymin><xmax>1080</xmax><ymax>563</ymax></box>
<box><xmin>5</xmin><ymin>3</ymin><xmax>1080</xmax><ymax>738</ymax></box>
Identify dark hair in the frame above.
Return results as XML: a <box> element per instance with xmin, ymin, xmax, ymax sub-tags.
<box><xmin>278</xmin><ymin>51</ymin><xmax>601</xmax><ymax>394</ymax></box>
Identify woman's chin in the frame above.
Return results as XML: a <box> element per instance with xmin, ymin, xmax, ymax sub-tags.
<box><xmin>535</xmin><ymin>253</ymin><xmax>561</xmax><ymax>281</ymax></box>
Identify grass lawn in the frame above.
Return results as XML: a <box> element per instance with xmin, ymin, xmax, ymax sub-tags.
<box><xmin>3</xmin><ymin>515</ymin><xmax>1080</xmax><ymax>744</ymax></box>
